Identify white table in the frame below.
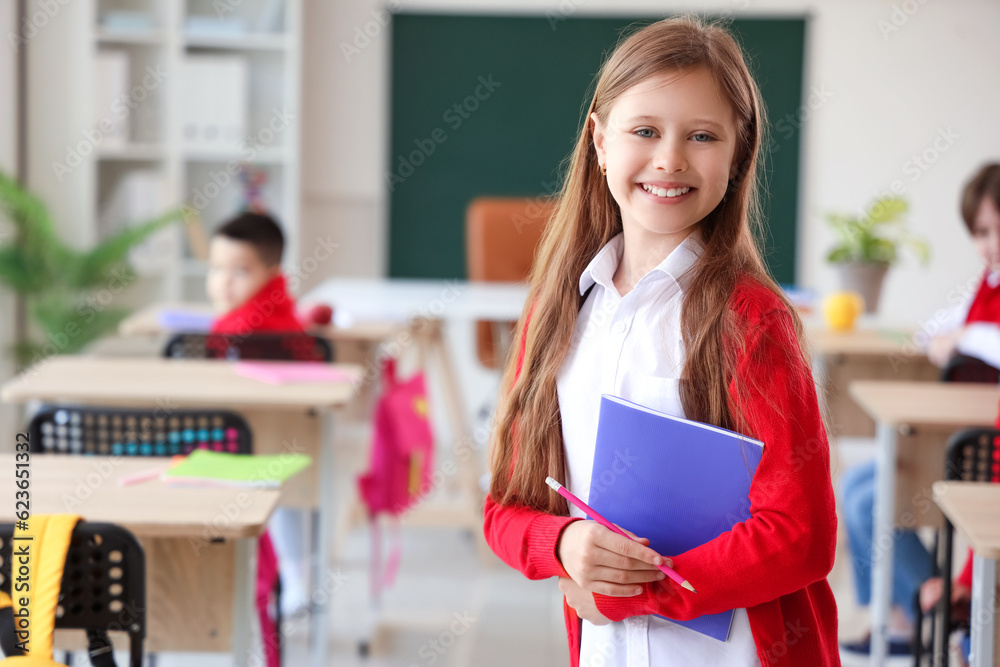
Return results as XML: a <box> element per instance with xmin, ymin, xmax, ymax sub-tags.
<box><xmin>301</xmin><ymin>277</ymin><xmax>529</xmax><ymax>324</ymax></box>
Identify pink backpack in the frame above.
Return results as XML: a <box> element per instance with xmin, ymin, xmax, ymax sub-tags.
<box><xmin>356</xmin><ymin>357</ymin><xmax>435</xmax><ymax>592</ymax></box>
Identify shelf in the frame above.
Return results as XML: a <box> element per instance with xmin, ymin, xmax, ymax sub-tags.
<box><xmin>95</xmin><ymin>29</ymin><xmax>166</xmax><ymax>45</ymax></box>
<box><xmin>183</xmin><ymin>146</ymin><xmax>288</xmax><ymax>164</ymax></box>
<box><xmin>184</xmin><ymin>33</ymin><xmax>290</xmax><ymax>51</ymax></box>
<box><xmin>97</xmin><ymin>143</ymin><xmax>166</xmax><ymax>161</ymax></box>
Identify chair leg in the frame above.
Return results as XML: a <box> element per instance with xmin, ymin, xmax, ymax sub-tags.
<box><xmin>934</xmin><ymin>519</ymin><xmax>955</xmax><ymax>667</ymax></box>
<box><xmin>275</xmin><ymin>575</ymin><xmax>283</xmax><ymax>666</ymax></box>
<box><xmin>913</xmin><ymin>589</ymin><xmax>924</xmax><ymax>666</ymax></box>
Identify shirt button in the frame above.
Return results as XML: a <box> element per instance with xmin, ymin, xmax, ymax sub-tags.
<box><xmin>612</xmin><ymin>321</ymin><xmax>626</xmax><ymax>334</ymax></box>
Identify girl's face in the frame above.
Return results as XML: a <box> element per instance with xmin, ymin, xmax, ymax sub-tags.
<box><xmin>591</xmin><ymin>67</ymin><xmax>739</xmax><ymax>245</ymax></box>
<box><xmin>971</xmin><ymin>196</ymin><xmax>1000</xmax><ymax>272</ymax></box>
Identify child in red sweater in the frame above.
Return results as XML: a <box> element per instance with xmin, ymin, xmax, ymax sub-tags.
<box><xmin>484</xmin><ymin>15</ymin><xmax>838</xmax><ymax>667</ymax></box>
<box><xmin>207</xmin><ymin>212</ymin><xmax>303</xmax><ymax>336</ymax></box>
<box><xmin>207</xmin><ymin>212</ymin><xmax>310</xmax><ymax>624</ymax></box>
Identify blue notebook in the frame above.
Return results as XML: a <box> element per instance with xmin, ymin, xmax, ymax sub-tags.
<box><xmin>586</xmin><ymin>394</ymin><xmax>765</xmax><ymax>642</ymax></box>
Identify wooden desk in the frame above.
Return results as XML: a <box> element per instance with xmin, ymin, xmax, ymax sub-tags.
<box><xmin>115</xmin><ymin>302</ymin><xmax>401</xmax><ymax>423</ymax></box>
<box><xmin>932</xmin><ymin>482</ymin><xmax>1000</xmax><ymax>667</ymax></box>
<box><xmin>850</xmin><ymin>380</ymin><xmax>1000</xmax><ymax>665</ymax></box>
<box><xmin>806</xmin><ymin>326</ymin><xmax>937</xmax><ymax>439</ymax></box>
<box><xmin>0</xmin><ymin>456</ymin><xmax>286</xmax><ymax>661</ymax></box>
<box><xmin>1</xmin><ymin>357</ymin><xmax>361</xmax><ymax>667</ymax></box>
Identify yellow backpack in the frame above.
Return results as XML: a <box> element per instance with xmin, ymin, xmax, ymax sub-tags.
<box><xmin>0</xmin><ymin>515</ymin><xmax>116</xmax><ymax>667</ymax></box>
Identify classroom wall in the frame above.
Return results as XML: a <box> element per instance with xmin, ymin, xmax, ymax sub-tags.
<box><xmin>0</xmin><ymin>2</ymin><xmax>18</xmax><ymax>442</ymax></box>
<box><xmin>300</xmin><ymin>0</ymin><xmax>1000</xmax><ymax>437</ymax></box>
<box><xmin>300</xmin><ymin>0</ymin><xmax>1000</xmax><ymax>439</ymax></box>
<box><xmin>301</xmin><ymin>0</ymin><xmax>1000</xmax><ymax>319</ymax></box>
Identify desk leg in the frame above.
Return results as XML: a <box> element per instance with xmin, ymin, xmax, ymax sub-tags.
<box><xmin>232</xmin><ymin>537</ymin><xmax>257</xmax><ymax>667</ymax></box>
<box><xmin>309</xmin><ymin>410</ymin><xmax>337</xmax><ymax>667</ymax></box>
<box><xmin>870</xmin><ymin>421</ymin><xmax>897</xmax><ymax>666</ymax></box>
<box><xmin>969</xmin><ymin>555</ymin><xmax>997</xmax><ymax>667</ymax></box>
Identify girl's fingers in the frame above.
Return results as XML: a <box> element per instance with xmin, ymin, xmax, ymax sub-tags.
<box><xmin>597</xmin><ymin>530</ymin><xmax>667</xmax><ymax>568</ymax></box>
<box><xmin>591</xmin><ymin>566</ymin><xmax>666</xmax><ymax>586</ymax></box>
<box><xmin>615</xmin><ymin>524</ymin><xmax>648</xmax><ymax>545</ymax></box>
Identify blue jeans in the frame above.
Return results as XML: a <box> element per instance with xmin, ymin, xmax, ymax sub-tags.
<box><xmin>840</xmin><ymin>461</ymin><xmax>933</xmax><ymax>622</ymax></box>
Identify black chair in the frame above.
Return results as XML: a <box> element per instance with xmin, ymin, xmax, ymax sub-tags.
<box><xmin>163</xmin><ymin>332</ymin><xmax>334</xmax><ymax>363</ymax></box>
<box><xmin>913</xmin><ymin>428</ymin><xmax>1000</xmax><ymax>665</ymax></box>
<box><xmin>939</xmin><ymin>352</ymin><xmax>1000</xmax><ymax>384</ymax></box>
<box><xmin>0</xmin><ymin>521</ymin><xmax>145</xmax><ymax>667</ymax></box>
<box><xmin>28</xmin><ymin>405</ymin><xmax>253</xmax><ymax>457</ymax></box>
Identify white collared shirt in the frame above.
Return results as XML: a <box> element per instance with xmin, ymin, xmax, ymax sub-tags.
<box><xmin>919</xmin><ymin>268</ymin><xmax>1000</xmax><ymax>369</ymax></box>
<box><xmin>556</xmin><ymin>230</ymin><xmax>760</xmax><ymax>667</ymax></box>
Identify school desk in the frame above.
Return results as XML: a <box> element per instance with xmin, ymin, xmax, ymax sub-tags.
<box><xmin>0</xmin><ymin>356</ymin><xmax>361</xmax><ymax>667</ymax></box>
<box><xmin>932</xmin><ymin>481</ymin><xmax>1000</xmax><ymax>667</ymax></box>
<box><xmin>806</xmin><ymin>325</ymin><xmax>937</xmax><ymax>439</ymax></box>
<box><xmin>849</xmin><ymin>380</ymin><xmax>1000</xmax><ymax>666</ymax></box>
<box><xmin>115</xmin><ymin>302</ymin><xmax>404</xmax><ymax>421</ymax></box>
<box><xmin>0</xmin><ymin>455</ymin><xmax>286</xmax><ymax>663</ymax></box>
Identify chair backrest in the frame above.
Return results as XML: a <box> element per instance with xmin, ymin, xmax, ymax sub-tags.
<box><xmin>945</xmin><ymin>427</ymin><xmax>1000</xmax><ymax>483</ymax></box>
<box><xmin>28</xmin><ymin>405</ymin><xmax>253</xmax><ymax>457</ymax></box>
<box><xmin>940</xmin><ymin>352</ymin><xmax>1000</xmax><ymax>384</ymax></box>
<box><xmin>162</xmin><ymin>332</ymin><xmax>334</xmax><ymax>363</ymax></box>
<box><xmin>465</xmin><ymin>197</ymin><xmax>556</xmax><ymax>369</ymax></box>
<box><xmin>0</xmin><ymin>522</ymin><xmax>146</xmax><ymax>667</ymax></box>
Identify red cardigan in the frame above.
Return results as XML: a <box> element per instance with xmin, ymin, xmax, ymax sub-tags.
<box><xmin>210</xmin><ymin>273</ymin><xmax>304</xmax><ymax>335</ymax></box>
<box><xmin>483</xmin><ymin>279</ymin><xmax>840</xmax><ymax>666</ymax></box>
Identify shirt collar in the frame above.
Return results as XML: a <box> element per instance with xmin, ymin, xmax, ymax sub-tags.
<box><xmin>578</xmin><ymin>227</ymin><xmax>705</xmax><ymax>296</ymax></box>
<box><xmin>988</xmin><ymin>268</ymin><xmax>1000</xmax><ymax>289</ymax></box>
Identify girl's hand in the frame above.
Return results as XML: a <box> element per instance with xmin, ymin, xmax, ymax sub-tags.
<box><xmin>927</xmin><ymin>328</ymin><xmax>966</xmax><ymax>368</ymax></box>
<box><xmin>557</xmin><ymin>520</ymin><xmax>668</xmax><ymax>596</ymax></box>
<box><xmin>558</xmin><ymin>577</ymin><xmax>612</xmax><ymax>626</ymax></box>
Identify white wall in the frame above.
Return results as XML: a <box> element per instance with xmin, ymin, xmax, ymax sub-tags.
<box><xmin>0</xmin><ymin>2</ymin><xmax>19</xmax><ymax>441</ymax></box>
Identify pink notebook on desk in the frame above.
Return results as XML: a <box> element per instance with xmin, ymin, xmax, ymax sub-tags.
<box><xmin>234</xmin><ymin>361</ymin><xmax>356</xmax><ymax>385</ymax></box>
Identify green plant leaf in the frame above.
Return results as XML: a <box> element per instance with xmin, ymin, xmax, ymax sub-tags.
<box><xmin>74</xmin><ymin>208</ymin><xmax>183</xmax><ymax>288</ymax></box>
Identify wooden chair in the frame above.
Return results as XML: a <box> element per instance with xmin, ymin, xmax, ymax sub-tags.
<box><xmin>465</xmin><ymin>196</ymin><xmax>556</xmax><ymax>369</ymax></box>
<box><xmin>0</xmin><ymin>521</ymin><xmax>146</xmax><ymax>667</ymax></box>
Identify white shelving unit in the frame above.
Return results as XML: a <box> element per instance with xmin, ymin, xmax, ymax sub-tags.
<box><xmin>27</xmin><ymin>0</ymin><xmax>301</xmax><ymax>303</ymax></box>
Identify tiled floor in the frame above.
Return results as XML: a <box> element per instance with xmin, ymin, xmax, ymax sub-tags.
<box><xmin>81</xmin><ymin>434</ymin><xmax>957</xmax><ymax>666</ymax></box>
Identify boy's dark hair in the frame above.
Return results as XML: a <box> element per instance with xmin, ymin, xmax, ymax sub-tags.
<box><xmin>214</xmin><ymin>212</ymin><xmax>285</xmax><ymax>266</ymax></box>
<box><xmin>961</xmin><ymin>163</ymin><xmax>1000</xmax><ymax>233</ymax></box>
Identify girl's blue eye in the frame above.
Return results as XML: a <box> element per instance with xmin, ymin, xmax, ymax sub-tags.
<box><xmin>693</xmin><ymin>133</ymin><xmax>714</xmax><ymax>142</ymax></box>
<box><xmin>633</xmin><ymin>128</ymin><xmax>655</xmax><ymax>138</ymax></box>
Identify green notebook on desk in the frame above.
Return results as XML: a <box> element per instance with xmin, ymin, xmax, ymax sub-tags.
<box><xmin>162</xmin><ymin>450</ymin><xmax>312</xmax><ymax>488</ymax></box>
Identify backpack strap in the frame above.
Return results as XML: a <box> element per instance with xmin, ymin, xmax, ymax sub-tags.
<box><xmin>0</xmin><ymin>515</ymin><xmax>114</xmax><ymax>666</ymax></box>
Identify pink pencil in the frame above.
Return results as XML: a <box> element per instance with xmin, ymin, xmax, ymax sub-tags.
<box><xmin>545</xmin><ymin>476</ymin><xmax>697</xmax><ymax>593</ymax></box>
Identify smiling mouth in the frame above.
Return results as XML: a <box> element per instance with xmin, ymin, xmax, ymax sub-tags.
<box><xmin>637</xmin><ymin>183</ymin><xmax>696</xmax><ymax>199</ymax></box>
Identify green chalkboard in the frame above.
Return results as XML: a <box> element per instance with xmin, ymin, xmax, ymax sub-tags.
<box><xmin>389</xmin><ymin>13</ymin><xmax>805</xmax><ymax>284</ymax></box>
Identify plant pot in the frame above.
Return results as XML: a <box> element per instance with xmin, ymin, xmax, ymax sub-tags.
<box><xmin>836</xmin><ymin>261</ymin><xmax>889</xmax><ymax>314</ymax></box>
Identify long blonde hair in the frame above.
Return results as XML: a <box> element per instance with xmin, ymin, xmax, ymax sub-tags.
<box><xmin>490</xmin><ymin>14</ymin><xmax>809</xmax><ymax>513</ymax></box>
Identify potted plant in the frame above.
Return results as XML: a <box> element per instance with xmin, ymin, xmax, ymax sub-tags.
<box><xmin>825</xmin><ymin>196</ymin><xmax>930</xmax><ymax>313</ymax></box>
<box><xmin>0</xmin><ymin>170</ymin><xmax>182</xmax><ymax>369</ymax></box>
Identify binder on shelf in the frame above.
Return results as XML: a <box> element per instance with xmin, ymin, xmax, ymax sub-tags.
<box><xmin>180</xmin><ymin>56</ymin><xmax>248</xmax><ymax>153</ymax></box>
<box><xmin>587</xmin><ymin>394</ymin><xmax>764</xmax><ymax>642</ymax></box>
<box><xmin>94</xmin><ymin>50</ymin><xmax>130</xmax><ymax>146</ymax></box>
